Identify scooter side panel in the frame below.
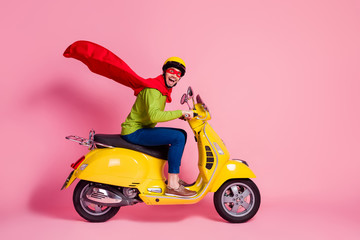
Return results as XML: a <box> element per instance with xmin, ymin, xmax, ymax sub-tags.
<box><xmin>74</xmin><ymin>148</ymin><xmax>166</xmax><ymax>187</ymax></box>
<box><xmin>197</xmin><ymin>123</ymin><xmax>230</xmax><ymax>183</ymax></box>
<box><xmin>209</xmin><ymin>160</ymin><xmax>256</xmax><ymax>192</ymax></box>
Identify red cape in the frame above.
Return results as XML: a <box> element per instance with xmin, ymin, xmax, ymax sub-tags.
<box><xmin>63</xmin><ymin>40</ymin><xmax>172</xmax><ymax>102</ymax></box>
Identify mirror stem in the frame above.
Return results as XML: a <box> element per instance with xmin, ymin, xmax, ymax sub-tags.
<box><xmin>191</xmin><ymin>97</ymin><xmax>195</xmax><ymax>109</ymax></box>
<box><xmin>186</xmin><ymin>102</ymin><xmax>191</xmax><ymax>110</ymax></box>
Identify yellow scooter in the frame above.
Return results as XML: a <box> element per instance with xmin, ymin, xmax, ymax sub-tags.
<box><xmin>62</xmin><ymin>87</ymin><xmax>261</xmax><ymax>223</ymax></box>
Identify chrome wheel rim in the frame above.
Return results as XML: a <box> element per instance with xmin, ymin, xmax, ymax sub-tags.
<box><xmin>220</xmin><ymin>182</ymin><xmax>256</xmax><ymax>217</ymax></box>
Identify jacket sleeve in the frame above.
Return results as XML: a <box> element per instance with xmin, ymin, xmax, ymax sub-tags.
<box><xmin>143</xmin><ymin>89</ymin><xmax>182</xmax><ymax>123</ymax></box>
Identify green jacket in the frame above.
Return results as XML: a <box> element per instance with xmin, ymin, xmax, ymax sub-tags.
<box><xmin>121</xmin><ymin>88</ymin><xmax>183</xmax><ymax>135</ymax></box>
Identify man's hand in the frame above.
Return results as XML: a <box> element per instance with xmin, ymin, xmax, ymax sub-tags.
<box><xmin>181</xmin><ymin>110</ymin><xmax>194</xmax><ymax>120</ymax></box>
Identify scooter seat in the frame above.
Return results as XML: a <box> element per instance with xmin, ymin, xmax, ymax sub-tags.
<box><xmin>94</xmin><ymin>134</ymin><xmax>169</xmax><ymax>160</ymax></box>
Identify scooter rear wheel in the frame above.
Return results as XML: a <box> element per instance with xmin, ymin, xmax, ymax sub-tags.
<box><xmin>214</xmin><ymin>179</ymin><xmax>260</xmax><ymax>223</ymax></box>
<box><xmin>73</xmin><ymin>180</ymin><xmax>120</xmax><ymax>222</ymax></box>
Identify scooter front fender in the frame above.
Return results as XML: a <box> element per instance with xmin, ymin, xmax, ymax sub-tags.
<box><xmin>210</xmin><ymin>160</ymin><xmax>256</xmax><ymax>192</ymax></box>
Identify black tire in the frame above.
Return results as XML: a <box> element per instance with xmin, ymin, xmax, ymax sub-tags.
<box><xmin>73</xmin><ymin>180</ymin><xmax>120</xmax><ymax>222</ymax></box>
<box><xmin>214</xmin><ymin>179</ymin><xmax>261</xmax><ymax>223</ymax></box>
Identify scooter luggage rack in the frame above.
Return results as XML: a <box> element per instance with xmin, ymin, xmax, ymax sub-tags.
<box><xmin>65</xmin><ymin>130</ymin><xmax>114</xmax><ymax>150</ymax></box>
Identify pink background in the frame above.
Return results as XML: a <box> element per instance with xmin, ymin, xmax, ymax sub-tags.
<box><xmin>1</xmin><ymin>0</ymin><xmax>359</xmax><ymax>239</ymax></box>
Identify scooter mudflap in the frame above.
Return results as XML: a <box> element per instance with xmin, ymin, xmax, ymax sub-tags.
<box><xmin>61</xmin><ymin>170</ymin><xmax>74</xmax><ymax>190</ymax></box>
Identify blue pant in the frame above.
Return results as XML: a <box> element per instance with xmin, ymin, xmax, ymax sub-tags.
<box><xmin>121</xmin><ymin>127</ymin><xmax>187</xmax><ymax>173</ymax></box>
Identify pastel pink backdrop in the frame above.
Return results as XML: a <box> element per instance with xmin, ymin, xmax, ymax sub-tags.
<box><xmin>1</xmin><ymin>0</ymin><xmax>359</xmax><ymax>239</ymax></box>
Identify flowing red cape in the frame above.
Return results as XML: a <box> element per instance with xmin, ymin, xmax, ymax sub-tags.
<box><xmin>63</xmin><ymin>40</ymin><xmax>172</xmax><ymax>102</ymax></box>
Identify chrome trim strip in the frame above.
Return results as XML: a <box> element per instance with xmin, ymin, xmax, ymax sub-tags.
<box><xmin>147</xmin><ymin>188</ymin><xmax>163</xmax><ymax>193</ymax></box>
<box><xmin>143</xmin><ymin>122</ymin><xmax>219</xmax><ymax>200</ymax></box>
<box><xmin>93</xmin><ymin>142</ymin><xmax>115</xmax><ymax>148</ymax></box>
<box><xmin>232</xmin><ymin>159</ymin><xmax>249</xmax><ymax>167</ymax></box>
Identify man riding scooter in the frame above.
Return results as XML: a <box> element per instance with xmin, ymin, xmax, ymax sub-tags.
<box><xmin>121</xmin><ymin>57</ymin><xmax>196</xmax><ymax>197</ymax></box>
<box><xmin>63</xmin><ymin>41</ymin><xmax>261</xmax><ymax>223</ymax></box>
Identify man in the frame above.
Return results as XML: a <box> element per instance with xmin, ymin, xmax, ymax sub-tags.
<box><xmin>64</xmin><ymin>42</ymin><xmax>195</xmax><ymax>197</ymax></box>
<box><xmin>121</xmin><ymin>57</ymin><xmax>196</xmax><ymax>197</ymax></box>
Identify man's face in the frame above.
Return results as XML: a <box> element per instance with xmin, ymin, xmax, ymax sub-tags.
<box><xmin>164</xmin><ymin>67</ymin><xmax>182</xmax><ymax>88</ymax></box>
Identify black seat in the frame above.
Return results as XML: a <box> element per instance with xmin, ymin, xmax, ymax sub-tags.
<box><xmin>94</xmin><ymin>134</ymin><xmax>169</xmax><ymax>160</ymax></box>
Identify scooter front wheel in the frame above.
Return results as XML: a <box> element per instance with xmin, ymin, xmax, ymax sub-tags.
<box><xmin>73</xmin><ymin>180</ymin><xmax>120</xmax><ymax>222</ymax></box>
<box><xmin>214</xmin><ymin>179</ymin><xmax>260</xmax><ymax>223</ymax></box>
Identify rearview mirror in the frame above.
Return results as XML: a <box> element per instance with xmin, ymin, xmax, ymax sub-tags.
<box><xmin>180</xmin><ymin>93</ymin><xmax>188</xmax><ymax>105</ymax></box>
<box><xmin>187</xmin><ymin>86</ymin><xmax>194</xmax><ymax>97</ymax></box>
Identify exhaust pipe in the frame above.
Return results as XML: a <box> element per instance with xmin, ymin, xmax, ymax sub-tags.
<box><xmin>84</xmin><ymin>185</ymin><xmax>139</xmax><ymax>207</ymax></box>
